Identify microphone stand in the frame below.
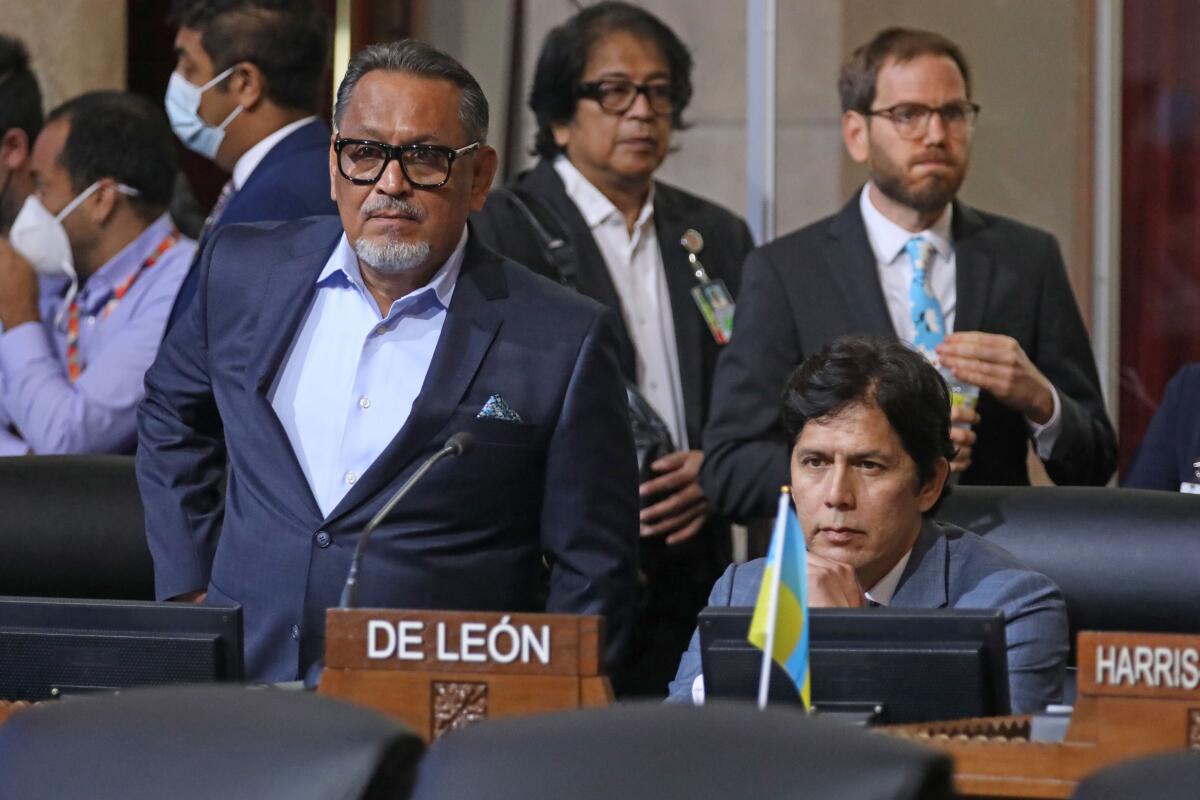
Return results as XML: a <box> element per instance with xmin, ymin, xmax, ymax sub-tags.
<box><xmin>303</xmin><ymin>432</ymin><xmax>475</xmax><ymax>690</ymax></box>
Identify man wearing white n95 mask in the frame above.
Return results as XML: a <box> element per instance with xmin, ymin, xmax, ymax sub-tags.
<box><xmin>0</xmin><ymin>91</ymin><xmax>194</xmax><ymax>455</ymax></box>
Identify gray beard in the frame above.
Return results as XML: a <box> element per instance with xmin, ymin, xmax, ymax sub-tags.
<box><xmin>353</xmin><ymin>236</ymin><xmax>432</xmax><ymax>274</ymax></box>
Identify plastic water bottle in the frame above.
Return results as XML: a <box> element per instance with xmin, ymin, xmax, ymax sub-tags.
<box><xmin>938</xmin><ymin>366</ymin><xmax>980</xmax><ymax>427</ymax></box>
<box><xmin>937</xmin><ymin>366</ymin><xmax>979</xmax><ymax>485</ymax></box>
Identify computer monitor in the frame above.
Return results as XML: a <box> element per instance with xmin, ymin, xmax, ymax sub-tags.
<box><xmin>699</xmin><ymin>606</ymin><xmax>1009</xmax><ymax>724</ymax></box>
<box><xmin>0</xmin><ymin>596</ymin><xmax>243</xmax><ymax>701</ymax></box>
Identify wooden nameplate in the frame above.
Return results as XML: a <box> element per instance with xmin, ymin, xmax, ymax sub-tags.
<box><xmin>318</xmin><ymin>609</ymin><xmax>611</xmax><ymax>741</ymax></box>
<box><xmin>881</xmin><ymin>631</ymin><xmax>1200</xmax><ymax>798</ymax></box>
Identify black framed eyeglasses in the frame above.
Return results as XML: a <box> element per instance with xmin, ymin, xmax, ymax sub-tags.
<box><xmin>576</xmin><ymin>80</ymin><xmax>674</xmax><ymax>115</ymax></box>
<box><xmin>334</xmin><ymin>137</ymin><xmax>481</xmax><ymax>188</ymax></box>
<box><xmin>863</xmin><ymin>102</ymin><xmax>981</xmax><ymax>140</ymax></box>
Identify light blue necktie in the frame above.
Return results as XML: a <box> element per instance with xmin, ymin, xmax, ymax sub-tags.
<box><xmin>906</xmin><ymin>236</ymin><xmax>945</xmax><ymax>359</ymax></box>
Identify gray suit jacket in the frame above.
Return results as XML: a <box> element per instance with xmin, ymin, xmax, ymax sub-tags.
<box><xmin>666</xmin><ymin>520</ymin><xmax>1068</xmax><ymax>713</ymax></box>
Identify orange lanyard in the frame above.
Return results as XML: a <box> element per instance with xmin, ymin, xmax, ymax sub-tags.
<box><xmin>65</xmin><ymin>228</ymin><xmax>180</xmax><ymax>382</ymax></box>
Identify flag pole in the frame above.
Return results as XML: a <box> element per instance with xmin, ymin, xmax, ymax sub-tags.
<box><xmin>756</xmin><ymin>487</ymin><xmax>790</xmax><ymax>709</ymax></box>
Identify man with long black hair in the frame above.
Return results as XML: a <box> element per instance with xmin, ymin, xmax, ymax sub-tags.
<box><xmin>474</xmin><ymin>1</ymin><xmax>754</xmax><ymax>697</ymax></box>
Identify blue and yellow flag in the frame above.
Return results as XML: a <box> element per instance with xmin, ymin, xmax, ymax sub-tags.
<box><xmin>747</xmin><ymin>487</ymin><xmax>811</xmax><ymax>708</ymax></box>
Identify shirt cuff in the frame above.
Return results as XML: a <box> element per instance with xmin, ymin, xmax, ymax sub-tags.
<box><xmin>1027</xmin><ymin>384</ymin><xmax>1063</xmax><ymax>459</ymax></box>
<box><xmin>692</xmin><ymin>673</ymin><xmax>706</xmax><ymax>705</ymax></box>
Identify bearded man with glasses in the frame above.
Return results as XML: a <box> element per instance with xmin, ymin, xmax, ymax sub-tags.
<box><xmin>138</xmin><ymin>39</ymin><xmax>638</xmax><ymax>683</ymax></box>
<box><xmin>702</xmin><ymin>27</ymin><xmax>1116</xmax><ymax>526</ymax></box>
<box><xmin>473</xmin><ymin>1</ymin><xmax>755</xmax><ymax>697</ymax></box>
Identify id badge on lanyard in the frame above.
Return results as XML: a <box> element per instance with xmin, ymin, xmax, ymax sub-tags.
<box><xmin>1182</xmin><ymin>458</ymin><xmax>1200</xmax><ymax>494</ymax></box>
<box><xmin>680</xmin><ymin>228</ymin><xmax>735</xmax><ymax>345</ymax></box>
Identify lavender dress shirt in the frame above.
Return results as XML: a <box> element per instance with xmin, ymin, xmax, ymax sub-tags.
<box><xmin>0</xmin><ymin>214</ymin><xmax>195</xmax><ymax>454</ymax></box>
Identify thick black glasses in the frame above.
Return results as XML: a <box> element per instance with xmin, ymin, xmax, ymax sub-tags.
<box><xmin>863</xmin><ymin>102</ymin><xmax>981</xmax><ymax>140</ymax></box>
<box><xmin>576</xmin><ymin>80</ymin><xmax>674</xmax><ymax>115</ymax></box>
<box><xmin>334</xmin><ymin>137</ymin><xmax>481</xmax><ymax>187</ymax></box>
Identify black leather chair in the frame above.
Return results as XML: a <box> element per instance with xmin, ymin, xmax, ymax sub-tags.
<box><xmin>410</xmin><ymin>702</ymin><xmax>954</xmax><ymax>800</ymax></box>
<box><xmin>0</xmin><ymin>685</ymin><xmax>424</xmax><ymax>800</ymax></box>
<box><xmin>938</xmin><ymin>486</ymin><xmax>1200</xmax><ymax>655</ymax></box>
<box><xmin>1071</xmin><ymin>751</ymin><xmax>1200</xmax><ymax>799</ymax></box>
<box><xmin>0</xmin><ymin>455</ymin><xmax>153</xmax><ymax>599</ymax></box>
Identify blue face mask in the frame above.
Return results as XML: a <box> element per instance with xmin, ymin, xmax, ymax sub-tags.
<box><xmin>164</xmin><ymin>67</ymin><xmax>243</xmax><ymax>160</ymax></box>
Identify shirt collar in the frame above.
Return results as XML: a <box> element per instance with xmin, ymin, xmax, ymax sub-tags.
<box><xmin>232</xmin><ymin>116</ymin><xmax>318</xmax><ymax>190</ymax></box>
<box><xmin>553</xmin><ymin>154</ymin><xmax>655</xmax><ymax>230</ymax></box>
<box><xmin>864</xmin><ymin>547</ymin><xmax>913</xmax><ymax>607</ymax></box>
<box><xmin>317</xmin><ymin>224</ymin><xmax>467</xmax><ymax>318</ymax></box>
<box><xmin>859</xmin><ymin>183</ymin><xmax>953</xmax><ymax>267</ymax></box>
<box><xmin>75</xmin><ymin>214</ymin><xmax>176</xmax><ymax>306</ymax></box>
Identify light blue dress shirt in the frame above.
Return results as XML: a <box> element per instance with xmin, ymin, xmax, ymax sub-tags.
<box><xmin>269</xmin><ymin>227</ymin><xmax>466</xmax><ymax>517</ymax></box>
<box><xmin>0</xmin><ymin>213</ymin><xmax>195</xmax><ymax>454</ymax></box>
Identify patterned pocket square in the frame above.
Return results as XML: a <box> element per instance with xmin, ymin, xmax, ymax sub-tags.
<box><xmin>477</xmin><ymin>394</ymin><xmax>523</xmax><ymax>423</ymax></box>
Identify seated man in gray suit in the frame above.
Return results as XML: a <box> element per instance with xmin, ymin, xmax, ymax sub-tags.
<box><xmin>669</xmin><ymin>336</ymin><xmax>1068</xmax><ymax>712</ymax></box>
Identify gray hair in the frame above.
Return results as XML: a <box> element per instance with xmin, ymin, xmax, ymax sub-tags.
<box><xmin>334</xmin><ymin>39</ymin><xmax>489</xmax><ymax>143</ymax></box>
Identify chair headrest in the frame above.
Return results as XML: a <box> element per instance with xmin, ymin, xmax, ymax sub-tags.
<box><xmin>0</xmin><ymin>455</ymin><xmax>152</xmax><ymax>599</ymax></box>
<box><xmin>938</xmin><ymin>487</ymin><xmax>1200</xmax><ymax>639</ymax></box>
<box><xmin>0</xmin><ymin>685</ymin><xmax>423</xmax><ymax>800</ymax></box>
<box><xmin>410</xmin><ymin>701</ymin><xmax>953</xmax><ymax>800</ymax></box>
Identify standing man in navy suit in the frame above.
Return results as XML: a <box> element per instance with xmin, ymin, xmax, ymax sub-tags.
<box><xmin>702</xmin><ymin>28</ymin><xmax>1116</xmax><ymax>522</ymax></box>
<box><xmin>137</xmin><ymin>40</ymin><xmax>639</xmax><ymax>681</ymax></box>
<box><xmin>165</xmin><ymin>0</ymin><xmax>337</xmax><ymax>326</ymax></box>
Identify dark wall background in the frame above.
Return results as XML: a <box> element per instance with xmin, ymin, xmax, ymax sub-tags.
<box><xmin>1120</xmin><ymin>1</ymin><xmax>1200</xmax><ymax>474</ymax></box>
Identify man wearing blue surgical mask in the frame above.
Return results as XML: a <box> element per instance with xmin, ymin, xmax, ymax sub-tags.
<box><xmin>0</xmin><ymin>91</ymin><xmax>195</xmax><ymax>455</ymax></box>
<box><xmin>164</xmin><ymin>0</ymin><xmax>336</xmax><ymax>328</ymax></box>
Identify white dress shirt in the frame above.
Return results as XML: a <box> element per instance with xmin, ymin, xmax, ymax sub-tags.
<box><xmin>554</xmin><ymin>156</ymin><xmax>689</xmax><ymax>450</ymax></box>
<box><xmin>858</xmin><ymin>184</ymin><xmax>1062</xmax><ymax>456</ymax></box>
<box><xmin>269</xmin><ymin>228</ymin><xmax>466</xmax><ymax>516</ymax></box>
<box><xmin>863</xmin><ymin>549</ymin><xmax>911</xmax><ymax>607</ymax></box>
<box><xmin>232</xmin><ymin>116</ymin><xmax>318</xmax><ymax>190</ymax></box>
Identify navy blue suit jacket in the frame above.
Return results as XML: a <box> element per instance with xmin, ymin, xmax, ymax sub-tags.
<box><xmin>137</xmin><ymin>216</ymin><xmax>639</xmax><ymax>681</ymax></box>
<box><xmin>667</xmin><ymin>520</ymin><xmax>1069</xmax><ymax>713</ymax></box>
<box><xmin>168</xmin><ymin>119</ymin><xmax>338</xmax><ymax>329</ymax></box>
<box><xmin>1124</xmin><ymin>363</ymin><xmax>1200</xmax><ymax>490</ymax></box>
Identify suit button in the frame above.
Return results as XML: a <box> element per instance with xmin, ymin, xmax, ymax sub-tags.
<box><xmin>315</xmin><ymin>531</ymin><xmax>331</xmax><ymax>548</ymax></box>
<box><xmin>290</xmin><ymin>624</ymin><xmax>300</xmax><ymax>640</ymax></box>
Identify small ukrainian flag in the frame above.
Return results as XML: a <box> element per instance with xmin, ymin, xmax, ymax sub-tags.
<box><xmin>747</xmin><ymin>486</ymin><xmax>811</xmax><ymax>709</ymax></box>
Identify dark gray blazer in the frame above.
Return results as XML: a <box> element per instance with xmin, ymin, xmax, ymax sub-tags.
<box><xmin>701</xmin><ymin>193</ymin><xmax>1117</xmax><ymax>521</ymax></box>
<box><xmin>666</xmin><ymin>520</ymin><xmax>1069</xmax><ymax>714</ymax></box>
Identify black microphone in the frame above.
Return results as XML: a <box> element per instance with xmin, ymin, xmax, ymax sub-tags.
<box><xmin>338</xmin><ymin>432</ymin><xmax>475</xmax><ymax>610</ymax></box>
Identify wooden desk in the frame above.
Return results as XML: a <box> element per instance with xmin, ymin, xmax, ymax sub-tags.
<box><xmin>318</xmin><ymin>609</ymin><xmax>611</xmax><ymax>742</ymax></box>
<box><xmin>881</xmin><ymin>632</ymin><xmax>1200</xmax><ymax>798</ymax></box>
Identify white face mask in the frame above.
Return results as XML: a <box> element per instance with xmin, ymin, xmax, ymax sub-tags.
<box><xmin>164</xmin><ymin>67</ymin><xmax>243</xmax><ymax>160</ymax></box>
<box><xmin>9</xmin><ymin>180</ymin><xmax>140</xmax><ymax>282</ymax></box>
